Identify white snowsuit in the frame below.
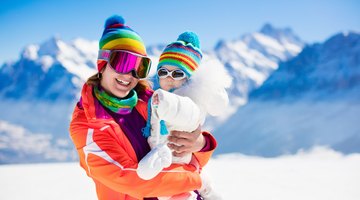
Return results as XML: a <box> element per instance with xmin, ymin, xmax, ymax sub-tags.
<box><xmin>137</xmin><ymin>89</ymin><xmax>203</xmax><ymax>179</ymax></box>
<box><xmin>137</xmin><ymin>58</ymin><xmax>232</xmax><ymax>200</ymax></box>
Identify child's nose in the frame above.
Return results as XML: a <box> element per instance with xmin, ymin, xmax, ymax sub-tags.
<box><xmin>166</xmin><ymin>76</ymin><xmax>175</xmax><ymax>81</ymax></box>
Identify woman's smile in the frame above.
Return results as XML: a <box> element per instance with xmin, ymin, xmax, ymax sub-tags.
<box><xmin>115</xmin><ymin>78</ymin><xmax>130</xmax><ymax>86</ymax></box>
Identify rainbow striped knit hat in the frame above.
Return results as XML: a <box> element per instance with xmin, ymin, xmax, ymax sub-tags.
<box><xmin>157</xmin><ymin>31</ymin><xmax>203</xmax><ymax>77</ymax></box>
<box><xmin>97</xmin><ymin>15</ymin><xmax>147</xmax><ymax>72</ymax></box>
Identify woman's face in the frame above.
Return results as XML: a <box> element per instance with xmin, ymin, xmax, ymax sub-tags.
<box><xmin>158</xmin><ymin>65</ymin><xmax>187</xmax><ymax>91</ymax></box>
<box><xmin>100</xmin><ymin>64</ymin><xmax>139</xmax><ymax>98</ymax></box>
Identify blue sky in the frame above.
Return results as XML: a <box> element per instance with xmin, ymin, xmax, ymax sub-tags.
<box><xmin>0</xmin><ymin>0</ymin><xmax>359</xmax><ymax>63</ymax></box>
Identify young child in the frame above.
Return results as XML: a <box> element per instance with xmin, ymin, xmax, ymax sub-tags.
<box><xmin>137</xmin><ymin>32</ymin><xmax>230</xmax><ymax>200</ymax></box>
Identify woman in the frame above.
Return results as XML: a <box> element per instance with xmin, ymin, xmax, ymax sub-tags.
<box><xmin>69</xmin><ymin>15</ymin><xmax>217</xmax><ymax>200</ymax></box>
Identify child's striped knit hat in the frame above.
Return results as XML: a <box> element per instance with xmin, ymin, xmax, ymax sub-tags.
<box><xmin>157</xmin><ymin>31</ymin><xmax>203</xmax><ymax>77</ymax></box>
<box><xmin>97</xmin><ymin>15</ymin><xmax>147</xmax><ymax>72</ymax></box>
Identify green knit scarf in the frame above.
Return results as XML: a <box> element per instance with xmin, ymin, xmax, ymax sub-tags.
<box><xmin>94</xmin><ymin>85</ymin><xmax>138</xmax><ymax>115</ymax></box>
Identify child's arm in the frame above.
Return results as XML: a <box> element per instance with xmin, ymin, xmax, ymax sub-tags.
<box><xmin>137</xmin><ymin>143</ymin><xmax>172</xmax><ymax>180</ymax></box>
<box><xmin>137</xmin><ymin>93</ymin><xmax>172</xmax><ymax>180</ymax></box>
<box><xmin>154</xmin><ymin>89</ymin><xmax>201</xmax><ymax>132</ymax></box>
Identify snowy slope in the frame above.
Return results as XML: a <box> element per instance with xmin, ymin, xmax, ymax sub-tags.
<box><xmin>214</xmin><ymin>32</ymin><xmax>360</xmax><ymax>156</ymax></box>
<box><xmin>1</xmin><ymin>147</ymin><xmax>359</xmax><ymax>200</ymax></box>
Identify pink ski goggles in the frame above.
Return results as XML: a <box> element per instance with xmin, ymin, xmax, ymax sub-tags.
<box><xmin>98</xmin><ymin>50</ymin><xmax>152</xmax><ymax>79</ymax></box>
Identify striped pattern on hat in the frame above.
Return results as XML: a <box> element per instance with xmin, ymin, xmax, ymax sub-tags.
<box><xmin>157</xmin><ymin>31</ymin><xmax>203</xmax><ymax>77</ymax></box>
<box><xmin>97</xmin><ymin>15</ymin><xmax>147</xmax><ymax>72</ymax></box>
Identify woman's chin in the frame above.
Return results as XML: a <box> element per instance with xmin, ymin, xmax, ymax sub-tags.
<box><xmin>112</xmin><ymin>83</ymin><xmax>130</xmax><ymax>96</ymax></box>
<box><xmin>112</xmin><ymin>89</ymin><xmax>129</xmax><ymax>98</ymax></box>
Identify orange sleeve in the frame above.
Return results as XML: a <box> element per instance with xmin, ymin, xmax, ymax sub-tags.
<box><xmin>192</xmin><ymin>131</ymin><xmax>218</xmax><ymax>168</ymax></box>
<box><xmin>72</xmin><ymin>125</ymin><xmax>202</xmax><ymax>199</ymax></box>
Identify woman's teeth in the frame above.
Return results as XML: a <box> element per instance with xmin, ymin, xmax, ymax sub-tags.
<box><xmin>115</xmin><ymin>78</ymin><xmax>130</xmax><ymax>86</ymax></box>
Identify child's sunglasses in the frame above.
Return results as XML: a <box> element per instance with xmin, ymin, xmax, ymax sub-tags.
<box><xmin>98</xmin><ymin>49</ymin><xmax>152</xmax><ymax>79</ymax></box>
<box><xmin>157</xmin><ymin>68</ymin><xmax>187</xmax><ymax>80</ymax></box>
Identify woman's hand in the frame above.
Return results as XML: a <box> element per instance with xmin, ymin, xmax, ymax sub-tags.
<box><xmin>167</xmin><ymin>126</ymin><xmax>206</xmax><ymax>157</ymax></box>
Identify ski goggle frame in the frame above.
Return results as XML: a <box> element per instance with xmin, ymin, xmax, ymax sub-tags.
<box><xmin>98</xmin><ymin>49</ymin><xmax>152</xmax><ymax>79</ymax></box>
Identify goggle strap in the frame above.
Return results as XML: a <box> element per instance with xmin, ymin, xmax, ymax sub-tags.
<box><xmin>98</xmin><ymin>50</ymin><xmax>111</xmax><ymax>61</ymax></box>
<box><xmin>98</xmin><ymin>49</ymin><xmax>150</xmax><ymax>60</ymax></box>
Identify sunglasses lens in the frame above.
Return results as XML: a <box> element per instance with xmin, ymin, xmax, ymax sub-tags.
<box><xmin>157</xmin><ymin>68</ymin><xmax>169</xmax><ymax>77</ymax></box>
<box><xmin>157</xmin><ymin>68</ymin><xmax>187</xmax><ymax>80</ymax></box>
<box><xmin>109</xmin><ymin>51</ymin><xmax>151</xmax><ymax>78</ymax></box>
<box><xmin>172</xmin><ymin>70</ymin><xmax>186</xmax><ymax>79</ymax></box>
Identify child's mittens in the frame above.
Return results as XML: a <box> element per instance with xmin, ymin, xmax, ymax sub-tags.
<box><xmin>147</xmin><ymin>135</ymin><xmax>168</xmax><ymax>149</ymax></box>
<box><xmin>137</xmin><ymin>143</ymin><xmax>172</xmax><ymax>180</ymax></box>
<box><xmin>156</xmin><ymin>143</ymin><xmax>172</xmax><ymax>167</ymax></box>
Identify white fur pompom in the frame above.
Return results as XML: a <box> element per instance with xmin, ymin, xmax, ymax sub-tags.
<box><xmin>174</xmin><ymin>56</ymin><xmax>232</xmax><ymax>116</ymax></box>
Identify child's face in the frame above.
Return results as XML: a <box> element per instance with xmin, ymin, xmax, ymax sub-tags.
<box><xmin>158</xmin><ymin>65</ymin><xmax>188</xmax><ymax>91</ymax></box>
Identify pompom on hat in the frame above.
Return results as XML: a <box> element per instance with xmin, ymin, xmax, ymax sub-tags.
<box><xmin>157</xmin><ymin>31</ymin><xmax>203</xmax><ymax>77</ymax></box>
<box><xmin>97</xmin><ymin>15</ymin><xmax>147</xmax><ymax>72</ymax></box>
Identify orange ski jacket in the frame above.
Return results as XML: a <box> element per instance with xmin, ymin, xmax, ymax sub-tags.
<box><xmin>69</xmin><ymin>84</ymin><xmax>217</xmax><ymax>199</ymax></box>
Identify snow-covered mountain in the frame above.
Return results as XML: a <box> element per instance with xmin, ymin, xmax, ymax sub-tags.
<box><xmin>214</xmin><ymin>24</ymin><xmax>304</xmax><ymax>107</ymax></box>
<box><xmin>250</xmin><ymin>32</ymin><xmax>360</xmax><ymax>99</ymax></box>
<box><xmin>214</xmin><ymin>32</ymin><xmax>360</xmax><ymax>156</ymax></box>
<box><xmin>0</xmin><ymin>37</ymin><xmax>98</xmax><ymax>164</ymax></box>
<box><xmin>195</xmin><ymin>24</ymin><xmax>305</xmax><ymax>128</ymax></box>
<box><xmin>0</xmin><ymin>37</ymin><xmax>97</xmax><ymax>101</ymax></box>
<box><xmin>0</xmin><ymin>24</ymin><xmax>308</xmax><ymax>164</ymax></box>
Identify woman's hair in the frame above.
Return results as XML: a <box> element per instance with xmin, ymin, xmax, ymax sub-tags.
<box><xmin>86</xmin><ymin>72</ymin><xmax>153</xmax><ymax>100</ymax></box>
